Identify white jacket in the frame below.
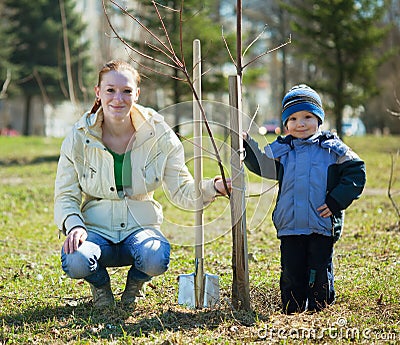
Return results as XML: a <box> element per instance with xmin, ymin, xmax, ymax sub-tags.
<box><xmin>54</xmin><ymin>104</ymin><xmax>218</xmax><ymax>243</ymax></box>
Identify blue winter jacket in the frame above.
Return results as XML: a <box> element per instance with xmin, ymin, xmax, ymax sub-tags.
<box><xmin>243</xmin><ymin>131</ymin><xmax>366</xmax><ymax>241</ymax></box>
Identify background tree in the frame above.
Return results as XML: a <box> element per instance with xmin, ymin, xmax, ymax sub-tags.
<box><xmin>0</xmin><ymin>2</ymin><xmax>17</xmax><ymax>101</ymax></box>
<box><xmin>4</xmin><ymin>0</ymin><xmax>93</xmax><ymax>135</ymax></box>
<box><xmin>363</xmin><ymin>0</ymin><xmax>400</xmax><ymax>134</ymax></box>
<box><xmin>283</xmin><ymin>0</ymin><xmax>389</xmax><ymax>137</ymax></box>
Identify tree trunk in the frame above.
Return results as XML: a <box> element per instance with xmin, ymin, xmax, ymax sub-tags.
<box><xmin>229</xmin><ymin>75</ymin><xmax>250</xmax><ymax>311</ymax></box>
<box><xmin>23</xmin><ymin>94</ymin><xmax>32</xmax><ymax>136</ymax></box>
<box><xmin>335</xmin><ymin>47</ymin><xmax>345</xmax><ymax>138</ymax></box>
<box><xmin>335</xmin><ymin>98</ymin><xmax>344</xmax><ymax>138</ymax></box>
<box><xmin>172</xmin><ymin>0</ymin><xmax>180</xmax><ymax>134</ymax></box>
<box><xmin>334</xmin><ymin>87</ymin><xmax>344</xmax><ymax>138</ymax></box>
<box><xmin>279</xmin><ymin>6</ymin><xmax>287</xmax><ymax>131</ymax></box>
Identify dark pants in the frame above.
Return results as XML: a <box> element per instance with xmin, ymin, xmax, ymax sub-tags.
<box><xmin>280</xmin><ymin>234</ymin><xmax>335</xmax><ymax>314</ymax></box>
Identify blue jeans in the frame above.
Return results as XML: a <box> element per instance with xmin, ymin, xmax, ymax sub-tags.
<box><xmin>61</xmin><ymin>228</ymin><xmax>170</xmax><ymax>288</ymax></box>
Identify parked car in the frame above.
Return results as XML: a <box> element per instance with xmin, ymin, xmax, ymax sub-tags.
<box><xmin>342</xmin><ymin>118</ymin><xmax>366</xmax><ymax>136</ymax></box>
<box><xmin>258</xmin><ymin>119</ymin><xmax>282</xmax><ymax>135</ymax></box>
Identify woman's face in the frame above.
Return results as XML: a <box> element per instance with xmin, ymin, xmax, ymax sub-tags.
<box><xmin>285</xmin><ymin>111</ymin><xmax>320</xmax><ymax>139</ymax></box>
<box><xmin>95</xmin><ymin>69</ymin><xmax>140</xmax><ymax>121</ymax></box>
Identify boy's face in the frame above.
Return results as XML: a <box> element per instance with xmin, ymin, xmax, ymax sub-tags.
<box><xmin>285</xmin><ymin>111</ymin><xmax>320</xmax><ymax>139</ymax></box>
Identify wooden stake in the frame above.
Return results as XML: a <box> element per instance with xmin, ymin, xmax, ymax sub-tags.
<box><xmin>229</xmin><ymin>75</ymin><xmax>250</xmax><ymax>311</ymax></box>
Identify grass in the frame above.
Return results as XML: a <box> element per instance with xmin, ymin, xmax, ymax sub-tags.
<box><xmin>0</xmin><ymin>134</ymin><xmax>399</xmax><ymax>344</ymax></box>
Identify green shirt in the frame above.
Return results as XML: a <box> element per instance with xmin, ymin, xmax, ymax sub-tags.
<box><xmin>108</xmin><ymin>148</ymin><xmax>132</xmax><ymax>191</ymax></box>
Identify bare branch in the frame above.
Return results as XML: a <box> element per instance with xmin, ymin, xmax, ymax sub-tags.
<box><xmin>190</xmin><ymin>78</ymin><xmax>231</xmax><ymax>196</ymax></box>
<box><xmin>112</xmin><ymin>0</ymin><xmax>175</xmax><ymax>56</ymax></box>
<box><xmin>218</xmin><ymin>131</ymin><xmax>230</xmax><ymax>153</ymax></box>
<box><xmin>201</xmin><ymin>67</ymin><xmax>212</xmax><ymax>78</ymax></box>
<box><xmin>247</xmin><ymin>181</ymin><xmax>278</xmax><ymax>198</ymax></box>
<box><xmin>386</xmin><ymin>109</ymin><xmax>400</xmax><ymax>117</ymax></box>
<box><xmin>247</xmin><ymin>104</ymin><xmax>260</xmax><ymax>133</ymax></box>
<box><xmin>387</xmin><ymin>90</ymin><xmax>400</xmax><ymax>118</ymax></box>
<box><xmin>221</xmin><ymin>26</ymin><xmax>237</xmax><ymax>67</ymax></box>
<box><xmin>0</xmin><ymin>69</ymin><xmax>11</xmax><ymax>100</ymax></box>
<box><xmin>243</xmin><ymin>24</ymin><xmax>268</xmax><ymax>58</ymax></box>
<box><xmin>125</xmin><ymin>51</ymin><xmax>186</xmax><ymax>82</ymax></box>
<box><xmin>77</xmin><ymin>53</ymin><xmax>89</xmax><ymax>103</ymax></box>
<box><xmin>189</xmin><ymin>60</ymin><xmax>212</xmax><ymax>86</ymax></box>
<box><xmin>236</xmin><ymin>0</ymin><xmax>243</xmax><ymax>76</ymax></box>
<box><xmin>103</xmin><ymin>0</ymin><xmax>178</xmax><ymax>70</ymax></box>
<box><xmin>243</xmin><ymin>34</ymin><xmax>292</xmax><ymax>70</ymax></box>
<box><xmin>151</xmin><ymin>1</ymin><xmax>178</xmax><ymax>60</ymax></box>
<box><xmin>176</xmin><ymin>132</ymin><xmax>218</xmax><ymax>157</ymax></box>
<box><xmin>394</xmin><ymin>90</ymin><xmax>400</xmax><ymax>106</ymax></box>
<box><xmin>59</xmin><ymin>0</ymin><xmax>76</xmax><ymax>105</ymax></box>
<box><xmin>145</xmin><ymin>41</ymin><xmax>176</xmax><ymax>63</ymax></box>
<box><xmin>153</xmin><ymin>1</ymin><xmax>180</xmax><ymax>13</ymax></box>
<box><xmin>33</xmin><ymin>69</ymin><xmax>51</xmax><ymax>105</ymax></box>
<box><xmin>179</xmin><ymin>1</ymin><xmax>186</xmax><ymax>69</ymax></box>
<box><xmin>388</xmin><ymin>151</ymin><xmax>400</xmax><ymax>221</ymax></box>
<box><xmin>387</xmin><ymin>109</ymin><xmax>400</xmax><ymax>117</ymax></box>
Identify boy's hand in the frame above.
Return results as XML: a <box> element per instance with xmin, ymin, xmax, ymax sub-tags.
<box><xmin>317</xmin><ymin>204</ymin><xmax>332</xmax><ymax>218</ymax></box>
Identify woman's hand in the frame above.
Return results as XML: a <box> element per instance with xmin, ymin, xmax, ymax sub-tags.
<box><xmin>317</xmin><ymin>204</ymin><xmax>332</xmax><ymax>218</ymax></box>
<box><xmin>214</xmin><ymin>178</ymin><xmax>232</xmax><ymax>196</ymax></box>
<box><xmin>63</xmin><ymin>227</ymin><xmax>87</xmax><ymax>254</ymax></box>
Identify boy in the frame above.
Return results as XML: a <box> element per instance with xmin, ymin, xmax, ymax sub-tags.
<box><xmin>243</xmin><ymin>84</ymin><xmax>366</xmax><ymax>314</ymax></box>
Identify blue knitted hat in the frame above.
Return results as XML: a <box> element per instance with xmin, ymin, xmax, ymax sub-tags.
<box><xmin>282</xmin><ymin>84</ymin><xmax>325</xmax><ymax>125</ymax></box>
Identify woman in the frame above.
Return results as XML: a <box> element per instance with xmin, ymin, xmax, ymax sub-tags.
<box><xmin>54</xmin><ymin>60</ymin><xmax>230</xmax><ymax>308</ymax></box>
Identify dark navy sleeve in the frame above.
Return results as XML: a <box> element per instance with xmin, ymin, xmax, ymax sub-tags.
<box><xmin>326</xmin><ymin>158</ymin><xmax>366</xmax><ymax>212</ymax></box>
<box><xmin>243</xmin><ymin>135</ymin><xmax>279</xmax><ymax>179</ymax></box>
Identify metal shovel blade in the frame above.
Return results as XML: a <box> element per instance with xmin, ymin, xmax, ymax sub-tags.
<box><xmin>178</xmin><ymin>273</ymin><xmax>220</xmax><ymax>308</ymax></box>
<box><xmin>178</xmin><ymin>273</ymin><xmax>195</xmax><ymax>308</ymax></box>
<box><xmin>203</xmin><ymin>273</ymin><xmax>220</xmax><ymax>308</ymax></box>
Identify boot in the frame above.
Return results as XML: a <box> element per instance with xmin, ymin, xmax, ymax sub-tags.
<box><xmin>121</xmin><ymin>278</ymin><xmax>145</xmax><ymax>306</ymax></box>
<box><xmin>89</xmin><ymin>281</ymin><xmax>115</xmax><ymax>308</ymax></box>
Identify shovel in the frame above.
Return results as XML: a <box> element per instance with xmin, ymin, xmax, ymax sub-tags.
<box><xmin>177</xmin><ymin>39</ymin><xmax>220</xmax><ymax>309</ymax></box>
